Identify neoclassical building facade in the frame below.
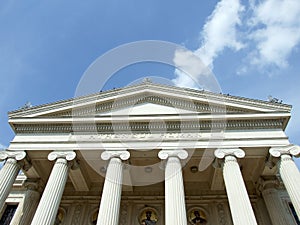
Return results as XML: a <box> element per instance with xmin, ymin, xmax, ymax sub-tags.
<box><xmin>0</xmin><ymin>82</ymin><xmax>300</xmax><ymax>225</ymax></box>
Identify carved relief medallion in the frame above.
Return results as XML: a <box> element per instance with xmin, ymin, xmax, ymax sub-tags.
<box><xmin>139</xmin><ymin>207</ymin><xmax>158</xmax><ymax>225</ymax></box>
<box><xmin>188</xmin><ymin>207</ymin><xmax>208</xmax><ymax>225</ymax></box>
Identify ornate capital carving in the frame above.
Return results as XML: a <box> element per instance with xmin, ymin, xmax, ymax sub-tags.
<box><xmin>158</xmin><ymin>150</ymin><xmax>188</xmax><ymax>160</ymax></box>
<box><xmin>24</xmin><ymin>179</ymin><xmax>44</xmax><ymax>193</ymax></box>
<box><xmin>101</xmin><ymin>150</ymin><xmax>130</xmax><ymax>161</ymax></box>
<box><xmin>48</xmin><ymin>151</ymin><xmax>76</xmax><ymax>161</ymax></box>
<box><xmin>269</xmin><ymin>145</ymin><xmax>300</xmax><ymax>158</ymax></box>
<box><xmin>214</xmin><ymin>148</ymin><xmax>245</xmax><ymax>159</ymax></box>
<box><xmin>257</xmin><ymin>177</ymin><xmax>279</xmax><ymax>193</ymax></box>
<box><xmin>0</xmin><ymin>150</ymin><xmax>26</xmax><ymax>161</ymax></box>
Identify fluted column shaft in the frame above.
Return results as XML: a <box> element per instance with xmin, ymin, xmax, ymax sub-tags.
<box><xmin>31</xmin><ymin>151</ymin><xmax>76</xmax><ymax>225</ymax></box>
<box><xmin>96</xmin><ymin>151</ymin><xmax>130</xmax><ymax>225</ymax></box>
<box><xmin>0</xmin><ymin>151</ymin><xmax>26</xmax><ymax>211</ymax></box>
<box><xmin>215</xmin><ymin>148</ymin><xmax>257</xmax><ymax>225</ymax></box>
<box><xmin>10</xmin><ymin>181</ymin><xmax>42</xmax><ymax>225</ymax></box>
<box><xmin>18</xmin><ymin>189</ymin><xmax>41</xmax><ymax>225</ymax></box>
<box><xmin>279</xmin><ymin>155</ymin><xmax>300</xmax><ymax>217</ymax></box>
<box><xmin>262</xmin><ymin>186</ymin><xmax>292</xmax><ymax>225</ymax></box>
<box><xmin>270</xmin><ymin>145</ymin><xmax>300</xmax><ymax>218</ymax></box>
<box><xmin>159</xmin><ymin>150</ymin><xmax>188</xmax><ymax>225</ymax></box>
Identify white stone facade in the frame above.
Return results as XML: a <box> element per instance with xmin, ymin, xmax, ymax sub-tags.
<box><xmin>0</xmin><ymin>82</ymin><xmax>299</xmax><ymax>225</ymax></box>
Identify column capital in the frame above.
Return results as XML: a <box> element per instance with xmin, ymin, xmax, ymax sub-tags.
<box><xmin>101</xmin><ymin>150</ymin><xmax>130</xmax><ymax>161</ymax></box>
<box><xmin>48</xmin><ymin>151</ymin><xmax>76</xmax><ymax>161</ymax></box>
<box><xmin>0</xmin><ymin>150</ymin><xmax>26</xmax><ymax>161</ymax></box>
<box><xmin>214</xmin><ymin>148</ymin><xmax>245</xmax><ymax>159</ymax></box>
<box><xmin>269</xmin><ymin>144</ymin><xmax>300</xmax><ymax>157</ymax></box>
<box><xmin>158</xmin><ymin>150</ymin><xmax>188</xmax><ymax>160</ymax></box>
<box><xmin>24</xmin><ymin>179</ymin><xmax>44</xmax><ymax>193</ymax></box>
<box><xmin>257</xmin><ymin>177</ymin><xmax>280</xmax><ymax>193</ymax></box>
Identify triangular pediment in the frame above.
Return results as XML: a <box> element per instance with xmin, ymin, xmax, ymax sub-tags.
<box><xmin>8</xmin><ymin>82</ymin><xmax>291</xmax><ymax>122</ymax></box>
<box><xmin>100</xmin><ymin>102</ymin><xmax>198</xmax><ymax>116</ymax></box>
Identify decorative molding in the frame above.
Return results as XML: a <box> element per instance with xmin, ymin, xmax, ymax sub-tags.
<box><xmin>217</xmin><ymin>203</ymin><xmax>227</xmax><ymax>225</ymax></box>
<box><xmin>256</xmin><ymin>177</ymin><xmax>280</xmax><ymax>195</ymax></box>
<box><xmin>71</xmin><ymin>132</ymin><xmax>202</xmax><ymax>141</ymax></box>
<box><xmin>71</xmin><ymin>204</ymin><xmax>82</xmax><ymax>225</ymax></box>
<box><xmin>269</xmin><ymin>145</ymin><xmax>300</xmax><ymax>157</ymax></box>
<box><xmin>101</xmin><ymin>150</ymin><xmax>130</xmax><ymax>161</ymax></box>
<box><xmin>8</xmin><ymin>82</ymin><xmax>291</xmax><ymax>119</ymax></box>
<box><xmin>43</xmin><ymin>94</ymin><xmax>245</xmax><ymax>117</ymax></box>
<box><xmin>0</xmin><ymin>151</ymin><xmax>26</xmax><ymax>161</ymax></box>
<box><xmin>158</xmin><ymin>150</ymin><xmax>188</xmax><ymax>160</ymax></box>
<box><xmin>47</xmin><ymin>151</ymin><xmax>76</xmax><ymax>161</ymax></box>
<box><xmin>24</xmin><ymin>179</ymin><xmax>44</xmax><ymax>193</ymax></box>
<box><xmin>13</xmin><ymin>119</ymin><xmax>284</xmax><ymax>134</ymax></box>
<box><xmin>119</xmin><ymin>203</ymin><xmax>129</xmax><ymax>225</ymax></box>
<box><xmin>214</xmin><ymin>148</ymin><xmax>245</xmax><ymax>159</ymax></box>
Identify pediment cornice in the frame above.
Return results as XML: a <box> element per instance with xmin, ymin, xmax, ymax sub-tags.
<box><xmin>8</xmin><ymin>83</ymin><xmax>291</xmax><ymax>119</ymax></box>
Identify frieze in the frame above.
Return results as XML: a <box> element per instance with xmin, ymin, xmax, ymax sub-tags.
<box><xmin>13</xmin><ymin>119</ymin><xmax>284</xmax><ymax>134</ymax></box>
<box><xmin>70</xmin><ymin>133</ymin><xmax>202</xmax><ymax>142</ymax></box>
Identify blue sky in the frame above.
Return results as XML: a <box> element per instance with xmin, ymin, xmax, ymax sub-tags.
<box><xmin>0</xmin><ymin>0</ymin><xmax>299</xmax><ymax>165</ymax></box>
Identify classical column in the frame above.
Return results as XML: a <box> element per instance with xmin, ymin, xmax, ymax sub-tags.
<box><xmin>10</xmin><ymin>179</ymin><xmax>42</xmax><ymax>225</ymax></box>
<box><xmin>96</xmin><ymin>150</ymin><xmax>130</xmax><ymax>225</ymax></box>
<box><xmin>269</xmin><ymin>145</ymin><xmax>300</xmax><ymax>218</ymax></box>
<box><xmin>31</xmin><ymin>151</ymin><xmax>76</xmax><ymax>225</ymax></box>
<box><xmin>215</xmin><ymin>148</ymin><xmax>258</xmax><ymax>225</ymax></box>
<box><xmin>158</xmin><ymin>150</ymin><xmax>188</xmax><ymax>225</ymax></box>
<box><xmin>259</xmin><ymin>179</ymin><xmax>293</xmax><ymax>225</ymax></box>
<box><xmin>0</xmin><ymin>151</ymin><xmax>26</xmax><ymax>211</ymax></box>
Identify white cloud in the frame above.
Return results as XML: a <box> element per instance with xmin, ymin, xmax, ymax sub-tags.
<box><xmin>173</xmin><ymin>0</ymin><xmax>300</xmax><ymax>83</ymax></box>
<box><xmin>172</xmin><ymin>49</ymin><xmax>208</xmax><ymax>89</ymax></box>
<box><xmin>173</xmin><ymin>0</ymin><xmax>244</xmax><ymax>89</ymax></box>
<box><xmin>248</xmin><ymin>0</ymin><xmax>300</xmax><ymax>68</ymax></box>
<box><xmin>195</xmin><ymin>0</ymin><xmax>244</xmax><ymax>67</ymax></box>
<box><xmin>172</xmin><ymin>48</ymin><xmax>222</xmax><ymax>92</ymax></box>
<box><xmin>172</xmin><ymin>70</ymin><xmax>199</xmax><ymax>90</ymax></box>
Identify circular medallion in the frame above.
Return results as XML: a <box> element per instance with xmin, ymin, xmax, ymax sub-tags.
<box><xmin>188</xmin><ymin>208</ymin><xmax>207</xmax><ymax>225</ymax></box>
<box><xmin>139</xmin><ymin>208</ymin><xmax>158</xmax><ymax>225</ymax></box>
